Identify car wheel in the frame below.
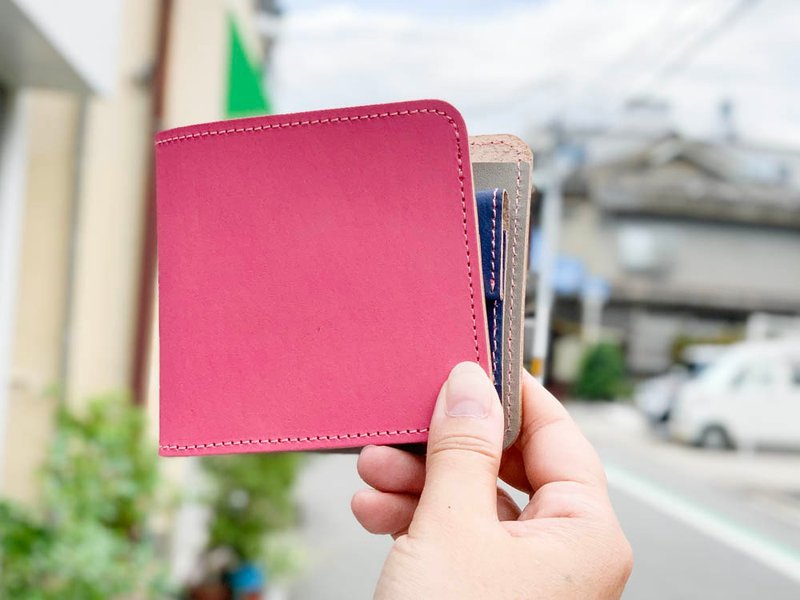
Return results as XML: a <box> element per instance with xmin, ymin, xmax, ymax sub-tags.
<box><xmin>698</xmin><ymin>425</ymin><xmax>733</xmax><ymax>450</ymax></box>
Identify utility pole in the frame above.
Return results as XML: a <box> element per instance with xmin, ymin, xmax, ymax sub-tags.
<box><xmin>530</xmin><ymin>141</ymin><xmax>578</xmax><ymax>383</ymax></box>
<box><xmin>530</xmin><ymin>173</ymin><xmax>562</xmax><ymax>382</ymax></box>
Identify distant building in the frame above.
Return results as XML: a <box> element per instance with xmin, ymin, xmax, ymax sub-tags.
<box><xmin>532</xmin><ymin>125</ymin><xmax>800</xmax><ymax>377</ymax></box>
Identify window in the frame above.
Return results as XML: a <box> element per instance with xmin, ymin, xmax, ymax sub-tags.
<box><xmin>792</xmin><ymin>363</ymin><xmax>800</xmax><ymax>389</ymax></box>
<box><xmin>730</xmin><ymin>361</ymin><xmax>778</xmax><ymax>391</ymax></box>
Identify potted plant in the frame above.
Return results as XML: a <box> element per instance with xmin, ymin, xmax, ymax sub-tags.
<box><xmin>0</xmin><ymin>395</ymin><xmax>168</xmax><ymax>599</ymax></box>
<box><xmin>190</xmin><ymin>452</ymin><xmax>304</xmax><ymax>599</ymax></box>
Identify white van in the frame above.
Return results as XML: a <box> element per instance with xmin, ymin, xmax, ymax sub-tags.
<box><xmin>635</xmin><ymin>344</ymin><xmax>729</xmax><ymax>424</ymax></box>
<box><xmin>670</xmin><ymin>338</ymin><xmax>800</xmax><ymax>450</ymax></box>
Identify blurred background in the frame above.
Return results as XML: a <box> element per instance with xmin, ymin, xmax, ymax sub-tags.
<box><xmin>0</xmin><ymin>0</ymin><xmax>798</xmax><ymax>598</ymax></box>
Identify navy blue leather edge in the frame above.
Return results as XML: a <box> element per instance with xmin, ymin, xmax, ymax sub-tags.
<box><xmin>476</xmin><ymin>188</ymin><xmax>505</xmax><ymax>398</ymax></box>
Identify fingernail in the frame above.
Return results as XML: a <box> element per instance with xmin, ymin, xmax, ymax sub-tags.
<box><xmin>445</xmin><ymin>362</ymin><xmax>492</xmax><ymax>418</ymax></box>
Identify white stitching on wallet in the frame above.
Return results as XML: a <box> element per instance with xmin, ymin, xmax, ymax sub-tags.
<box><xmin>469</xmin><ymin>140</ymin><xmax>525</xmax><ymax>433</ymax></box>
<box><xmin>160</xmin><ymin>428</ymin><xmax>429</xmax><ymax>452</ymax></box>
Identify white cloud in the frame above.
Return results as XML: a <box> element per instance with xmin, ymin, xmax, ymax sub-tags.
<box><xmin>272</xmin><ymin>0</ymin><xmax>800</xmax><ymax>146</ymax></box>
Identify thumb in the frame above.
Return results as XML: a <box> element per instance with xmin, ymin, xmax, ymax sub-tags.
<box><xmin>415</xmin><ymin>362</ymin><xmax>504</xmax><ymax>524</ymax></box>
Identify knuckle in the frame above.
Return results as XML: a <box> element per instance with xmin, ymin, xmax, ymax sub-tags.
<box><xmin>427</xmin><ymin>433</ymin><xmax>500</xmax><ymax>464</ymax></box>
<box><xmin>618</xmin><ymin>535</ymin><xmax>634</xmax><ymax>580</ymax></box>
<box><xmin>601</xmin><ymin>529</ymin><xmax>634</xmax><ymax>588</ymax></box>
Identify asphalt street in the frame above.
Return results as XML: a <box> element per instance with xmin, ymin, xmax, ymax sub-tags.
<box><xmin>571</xmin><ymin>403</ymin><xmax>800</xmax><ymax>600</ymax></box>
<box><xmin>289</xmin><ymin>403</ymin><xmax>800</xmax><ymax>599</ymax></box>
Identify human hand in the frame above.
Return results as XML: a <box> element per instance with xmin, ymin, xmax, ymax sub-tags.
<box><xmin>352</xmin><ymin>362</ymin><xmax>632</xmax><ymax>599</ymax></box>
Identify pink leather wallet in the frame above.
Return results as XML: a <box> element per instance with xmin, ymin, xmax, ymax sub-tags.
<box><xmin>156</xmin><ymin>100</ymin><xmax>531</xmax><ymax>456</ymax></box>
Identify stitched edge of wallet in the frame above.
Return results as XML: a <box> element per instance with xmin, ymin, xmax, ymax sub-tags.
<box><xmin>159</xmin><ymin>428</ymin><xmax>430</xmax><ymax>452</ymax></box>
<box><xmin>469</xmin><ymin>140</ymin><xmax>523</xmax><ymax>434</ymax></box>
<box><xmin>157</xmin><ymin>106</ymin><xmax>480</xmax><ymax>453</ymax></box>
<box><xmin>490</xmin><ymin>188</ymin><xmax>500</xmax><ymax>382</ymax></box>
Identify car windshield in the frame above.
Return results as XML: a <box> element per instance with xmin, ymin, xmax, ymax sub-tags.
<box><xmin>695</xmin><ymin>351</ymin><xmax>745</xmax><ymax>391</ymax></box>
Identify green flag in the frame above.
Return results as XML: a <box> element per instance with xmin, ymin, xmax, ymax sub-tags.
<box><xmin>226</xmin><ymin>13</ymin><xmax>272</xmax><ymax>118</ymax></box>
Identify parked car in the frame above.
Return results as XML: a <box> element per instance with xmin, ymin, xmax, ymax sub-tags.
<box><xmin>635</xmin><ymin>365</ymin><xmax>691</xmax><ymax>424</ymax></box>
<box><xmin>635</xmin><ymin>344</ymin><xmax>727</xmax><ymax>424</ymax></box>
<box><xmin>670</xmin><ymin>339</ymin><xmax>800</xmax><ymax>449</ymax></box>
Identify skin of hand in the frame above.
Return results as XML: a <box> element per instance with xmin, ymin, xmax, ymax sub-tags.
<box><xmin>351</xmin><ymin>362</ymin><xmax>633</xmax><ymax>599</ymax></box>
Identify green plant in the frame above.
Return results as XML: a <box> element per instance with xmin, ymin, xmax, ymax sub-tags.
<box><xmin>572</xmin><ymin>342</ymin><xmax>629</xmax><ymax>400</ymax></box>
<box><xmin>201</xmin><ymin>452</ymin><xmax>304</xmax><ymax>578</ymax></box>
<box><xmin>0</xmin><ymin>395</ymin><xmax>167</xmax><ymax>599</ymax></box>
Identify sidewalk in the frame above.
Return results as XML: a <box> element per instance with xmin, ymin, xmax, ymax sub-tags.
<box><xmin>289</xmin><ymin>454</ymin><xmax>391</xmax><ymax>599</ymax></box>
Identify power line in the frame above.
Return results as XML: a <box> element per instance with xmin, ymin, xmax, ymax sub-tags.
<box><xmin>467</xmin><ymin>0</ymin><xmax>731</xmax><ymax>121</ymax></box>
<box><xmin>574</xmin><ymin>0</ymin><xmax>708</xmax><ymax>102</ymax></box>
<box><xmin>631</xmin><ymin>0</ymin><xmax>760</xmax><ymax>97</ymax></box>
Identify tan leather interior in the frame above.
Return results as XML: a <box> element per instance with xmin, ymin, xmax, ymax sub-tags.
<box><xmin>470</xmin><ymin>135</ymin><xmax>534</xmax><ymax>448</ymax></box>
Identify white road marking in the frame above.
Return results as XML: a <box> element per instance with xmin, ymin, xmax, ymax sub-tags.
<box><xmin>605</xmin><ymin>462</ymin><xmax>800</xmax><ymax>585</ymax></box>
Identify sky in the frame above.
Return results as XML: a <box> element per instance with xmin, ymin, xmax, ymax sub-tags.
<box><xmin>270</xmin><ymin>0</ymin><xmax>800</xmax><ymax>148</ymax></box>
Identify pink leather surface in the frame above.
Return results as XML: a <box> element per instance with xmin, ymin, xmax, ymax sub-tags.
<box><xmin>156</xmin><ymin>100</ymin><xmax>490</xmax><ymax>456</ymax></box>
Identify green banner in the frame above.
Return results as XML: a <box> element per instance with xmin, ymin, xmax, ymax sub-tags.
<box><xmin>226</xmin><ymin>14</ymin><xmax>272</xmax><ymax>118</ymax></box>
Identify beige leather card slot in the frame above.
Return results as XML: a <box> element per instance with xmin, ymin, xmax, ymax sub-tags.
<box><xmin>470</xmin><ymin>135</ymin><xmax>534</xmax><ymax>448</ymax></box>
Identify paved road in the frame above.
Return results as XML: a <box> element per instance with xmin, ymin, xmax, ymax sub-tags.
<box><xmin>571</xmin><ymin>403</ymin><xmax>800</xmax><ymax>599</ymax></box>
<box><xmin>289</xmin><ymin>403</ymin><xmax>800</xmax><ymax>599</ymax></box>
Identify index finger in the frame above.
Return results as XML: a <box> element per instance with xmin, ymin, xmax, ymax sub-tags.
<box><xmin>515</xmin><ymin>370</ymin><xmax>607</xmax><ymax>492</ymax></box>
